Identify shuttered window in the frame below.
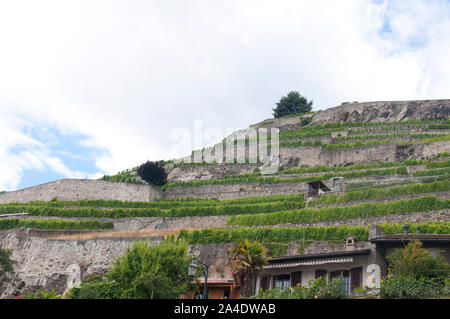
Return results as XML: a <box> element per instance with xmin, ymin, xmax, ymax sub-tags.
<box><xmin>291</xmin><ymin>271</ymin><xmax>302</xmax><ymax>287</ymax></box>
<box><xmin>260</xmin><ymin>275</ymin><xmax>270</xmax><ymax>291</ymax></box>
<box><xmin>350</xmin><ymin>267</ymin><xmax>363</xmax><ymax>291</ymax></box>
<box><xmin>315</xmin><ymin>269</ymin><xmax>327</xmax><ymax>279</ymax></box>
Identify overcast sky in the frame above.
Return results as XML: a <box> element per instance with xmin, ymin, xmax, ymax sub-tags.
<box><xmin>0</xmin><ymin>0</ymin><xmax>449</xmax><ymax>191</ymax></box>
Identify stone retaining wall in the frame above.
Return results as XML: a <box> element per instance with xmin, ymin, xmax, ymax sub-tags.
<box><xmin>161</xmin><ymin>182</ymin><xmax>309</xmax><ymax>200</ymax></box>
<box><xmin>0</xmin><ymin>179</ymin><xmax>161</xmax><ymax>204</ymax></box>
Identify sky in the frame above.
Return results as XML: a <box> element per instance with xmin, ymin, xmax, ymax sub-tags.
<box><xmin>0</xmin><ymin>0</ymin><xmax>450</xmax><ymax>191</ymax></box>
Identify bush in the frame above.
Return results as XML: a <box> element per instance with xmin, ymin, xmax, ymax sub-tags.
<box><xmin>0</xmin><ymin>244</ymin><xmax>15</xmax><ymax>285</ymax></box>
<box><xmin>380</xmin><ymin>222</ymin><xmax>450</xmax><ymax>235</ymax></box>
<box><xmin>300</xmin><ymin>116</ymin><xmax>313</xmax><ymax>126</ymax></box>
<box><xmin>386</xmin><ymin>240</ymin><xmax>449</xmax><ymax>281</ymax></box>
<box><xmin>0</xmin><ymin>219</ymin><xmax>113</xmax><ymax>230</ymax></box>
<box><xmin>308</xmin><ymin>179</ymin><xmax>450</xmax><ymax>206</ymax></box>
<box><xmin>228</xmin><ymin>196</ymin><xmax>450</xmax><ymax>226</ymax></box>
<box><xmin>177</xmin><ymin>225</ymin><xmax>369</xmax><ymax>244</ymax></box>
<box><xmin>67</xmin><ymin>238</ymin><xmax>196</xmax><ymax>299</ymax></box>
<box><xmin>380</xmin><ymin>276</ymin><xmax>449</xmax><ymax>299</ymax></box>
<box><xmin>137</xmin><ymin>161</ymin><xmax>168</xmax><ymax>186</ymax></box>
<box><xmin>272</xmin><ymin>91</ymin><xmax>313</xmax><ymax>118</ymax></box>
<box><xmin>255</xmin><ymin>277</ymin><xmax>347</xmax><ymax>299</ymax></box>
<box><xmin>66</xmin><ymin>278</ymin><xmax>123</xmax><ymax>299</ymax></box>
<box><xmin>107</xmin><ymin>237</ymin><xmax>194</xmax><ymax>299</ymax></box>
<box><xmin>380</xmin><ymin>240</ymin><xmax>450</xmax><ymax>299</ymax></box>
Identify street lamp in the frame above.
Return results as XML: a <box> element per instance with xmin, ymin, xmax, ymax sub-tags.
<box><xmin>189</xmin><ymin>256</ymin><xmax>209</xmax><ymax>299</ymax></box>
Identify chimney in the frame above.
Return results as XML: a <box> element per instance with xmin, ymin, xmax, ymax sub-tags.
<box><xmin>403</xmin><ymin>224</ymin><xmax>409</xmax><ymax>236</ymax></box>
<box><xmin>416</xmin><ymin>226</ymin><xmax>421</xmax><ymax>235</ymax></box>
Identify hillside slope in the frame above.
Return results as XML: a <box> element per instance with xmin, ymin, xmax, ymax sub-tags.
<box><xmin>0</xmin><ymin>99</ymin><xmax>449</xmax><ymax>297</ymax></box>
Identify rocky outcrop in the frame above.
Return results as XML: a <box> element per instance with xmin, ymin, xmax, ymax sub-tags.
<box><xmin>310</xmin><ymin>100</ymin><xmax>450</xmax><ymax>125</ymax></box>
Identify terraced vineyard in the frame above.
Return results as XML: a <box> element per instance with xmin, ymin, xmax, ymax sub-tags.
<box><xmin>1</xmin><ymin>121</ymin><xmax>449</xmax><ymax>243</ymax></box>
<box><xmin>1</xmin><ymin>100</ymin><xmax>449</xmax><ymax>297</ymax></box>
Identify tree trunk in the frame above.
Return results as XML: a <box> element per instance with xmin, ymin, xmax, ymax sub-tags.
<box><xmin>241</xmin><ymin>272</ymin><xmax>253</xmax><ymax>297</ymax></box>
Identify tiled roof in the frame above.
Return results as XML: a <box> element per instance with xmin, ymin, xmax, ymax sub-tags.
<box><xmin>263</xmin><ymin>257</ymin><xmax>354</xmax><ymax>270</ymax></box>
<box><xmin>266</xmin><ymin>249</ymin><xmax>371</xmax><ymax>265</ymax></box>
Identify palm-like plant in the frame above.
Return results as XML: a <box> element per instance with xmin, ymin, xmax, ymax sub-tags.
<box><xmin>229</xmin><ymin>240</ymin><xmax>270</xmax><ymax>297</ymax></box>
<box><xmin>38</xmin><ymin>289</ymin><xmax>62</xmax><ymax>299</ymax></box>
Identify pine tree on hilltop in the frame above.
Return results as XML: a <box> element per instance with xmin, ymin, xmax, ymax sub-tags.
<box><xmin>273</xmin><ymin>91</ymin><xmax>313</xmax><ymax>118</ymax></box>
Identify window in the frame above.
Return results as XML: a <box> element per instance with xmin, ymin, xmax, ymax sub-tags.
<box><xmin>273</xmin><ymin>275</ymin><xmax>291</xmax><ymax>289</ymax></box>
<box><xmin>330</xmin><ymin>270</ymin><xmax>350</xmax><ymax>294</ymax></box>
<box><xmin>260</xmin><ymin>275</ymin><xmax>270</xmax><ymax>291</ymax></box>
<box><xmin>315</xmin><ymin>269</ymin><xmax>327</xmax><ymax>279</ymax></box>
<box><xmin>350</xmin><ymin>267</ymin><xmax>363</xmax><ymax>291</ymax></box>
<box><xmin>291</xmin><ymin>271</ymin><xmax>302</xmax><ymax>287</ymax></box>
<box><xmin>223</xmin><ymin>288</ymin><xmax>231</xmax><ymax>299</ymax></box>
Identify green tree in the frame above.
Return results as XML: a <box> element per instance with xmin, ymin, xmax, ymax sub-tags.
<box><xmin>106</xmin><ymin>237</ymin><xmax>194</xmax><ymax>299</ymax></box>
<box><xmin>0</xmin><ymin>244</ymin><xmax>15</xmax><ymax>286</ymax></box>
<box><xmin>229</xmin><ymin>240</ymin><xmax>270</xmax><ymax>297</ymax></box>
<box><xmin>272</xmin><ymin>91</ymin><xmax>313</xmax><ymax>118</ymax></box>
<box><xmin>386</xmin><ymin>240</ymin><xmax>449</xmax><ymax>281</ymax></box>
<box><xmin>381</xmin><ymin>240</ymin><xmax>450</xmax><ymax>299</ymax></box>
<box><xmin>137</xmin><ymin>161</ymin><xmax>168</xmax><ymax>186</ymax></box>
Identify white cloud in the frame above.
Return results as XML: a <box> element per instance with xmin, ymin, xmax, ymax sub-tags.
<box><xmin>0</xmin><ymin>111</ymin><xmax>102</xmax><ymax>190</ymax></box>
<box><xmin>0</xmin><ymin>0</ymin><xmax>449</xmax><ymax>189</ymax></box>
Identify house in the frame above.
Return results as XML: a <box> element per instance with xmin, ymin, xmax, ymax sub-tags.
<box><xmin>254</xmin><ymin>225</ymin><xmax>450</xmax><ymax>295</ymax></box>
<box><xmin>255</xmin><ymin>235</ymin><xmax>373</xmax><ymax>293</ymax></box>
<box><xmin>369</xmin><ymin>226</ymin><xmax>450</xmax><ymax>272</ymax></box>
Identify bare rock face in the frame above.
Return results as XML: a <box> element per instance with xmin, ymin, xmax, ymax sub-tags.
<box><xmin>310</xmin><ymin>100</ymin><xmax>450</xmax><ymax>125</ymax></box>
<box><xmin>0</xmin><ymin>228</ymin><xmax>161</xmax><ymax>297</ymax></box>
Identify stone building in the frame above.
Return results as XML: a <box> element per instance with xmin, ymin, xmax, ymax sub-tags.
<box><xmin>254</xmin><ymin>227</ymin><xmax>450</xmax><ymax>294</ymax></box>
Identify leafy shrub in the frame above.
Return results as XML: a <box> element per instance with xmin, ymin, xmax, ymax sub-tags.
<box><xmin>264</xmin><ymin>242</ymin><xmax>289</xmax><ymax>257</ymax></box>
<box><xmin>380</xmin><ymin>276</ymin><xmax>449</xmax><ymax>299</ymax></box>
<box><xmin>0</xmin><ymin>244</ymin><xmax>15</xmax><ymax>284</ymax></box>
<box><xmin>323</xmin><ymin>135</ymin><xmax>450</xmax><ymax>151</ymax></box>
<box><xmin>386</xmin><ymin>240</ymin><xmax>449</xmax><ymax>281</ymax></box>
<box><xmin>177</xmin><ymin>225</ymin><xmax>369</xmax><ymax>244</ymax></box>
<box><xmin>20</xmin><ymin>199</ymin><xmax>305</xmax><ymax>219</ymax></box>
<box><xmin>178</xmin><ymin>222</ymin><xmax>450</xmax><ymax>245</ymax></box>
<box><xmin>426</xmin><ymin>159</ymin><xmax>450</xmax><ymax>169</ymax></box>
<box><xmin>137</xmin><ymin>161</ymin><xmax>168</xmax><ymax>186</ymax></box>
<box><xmin>308</xmin><ymin>180</ymin><xmax>450</xmax><ymax>206</ymax></box>
<box><xmin>428</xmin><ymin>124</ymin><xmax>450</xmax><ymax>130</ymax></box>
<box><xmin>379</xmin><ymin>221</ymin><xmax>450</xmax><ymax>235</ymax></box>
<box><xmin>66</xmin><ymin>278</ymin><xmax>123</xmax><ymax>299</ymax></box>
<box><xmin>300</xmin><ymin>116</ymin><xmax>313</xmax><ymax>126</ymax></box>
<box><xmin>256</xmin><ymin>277</ymin><xmax>347</xmax><ymax>299</ymax></box>
<box><xmin>67</xmin><ymin>238</ymin><xmax>195</xmax><ymax>299</ymax></box>
<box><xmin>229</xmin><ymin>196</ymin><xmax>450</xmax><ymax>226</ymax></box>
<box><xmin>4</xmin><ymin>193</ymin><xmax>303</xmax><ymax>210</ymax></box>
<box><xmin>413</xmin><ymin>167</ymin><xmax>450</xmax><ymax>177</ymax></box>
<box><xmin>0</xmin><ymin>219</ymin><xmax>113</xmax><ymax>230</ymax></box>
<box><xmin>380</xmin><ymin>240</ymin><xmax>450</xmax><ymax>299</ymax></box>
<box><xmin>334</xmin><ymin>132</ymin><xmax>448</xmax><ymax>142</ymax></box>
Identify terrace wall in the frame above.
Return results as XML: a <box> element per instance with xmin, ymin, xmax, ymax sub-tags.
<box><xmin>0</xmin><ymin>228</ymin><xmax>377</xmax><ymax>297</ymax></box>
<box><xmin>0</xmin><ymin>179</ymin><xmax>161</xmax><ymax>204</ymax></box>
<box><xmin>161</xmin><ymin>182</ymin><xmax>309</xmax><ymax>200</ymax></box>
<box><xmin>167</xmin><ymin>163</ymin><xmax>258</xmax><ymax>183</ymax></box>
<box><xmin>280</xmin><ymin>140</ymin><xmax>450</xmax><ymax>168</ymax></box>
